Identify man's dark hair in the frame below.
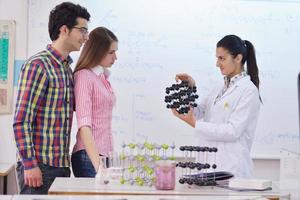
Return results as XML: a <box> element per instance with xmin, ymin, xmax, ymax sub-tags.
<box><xmin>48</xmin><ymin>2</ymin><xmax>90</xmax><ymax>41</ymax></box>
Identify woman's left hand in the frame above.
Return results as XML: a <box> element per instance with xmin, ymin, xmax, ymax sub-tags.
<box><xmin>171</xmin><ymin>107</ymin><xmax>196</xmax><ymax>128</ymax></box>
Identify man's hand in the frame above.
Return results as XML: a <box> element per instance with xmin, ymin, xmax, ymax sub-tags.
<box><xmin>24</xmin><ymin>167</ymin><xmax>43</xmax><ymax>187</ymax></box>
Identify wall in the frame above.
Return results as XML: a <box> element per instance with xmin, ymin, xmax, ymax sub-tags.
<box><xmin>0</xmin><ymin>0</ymin><xmax>27</xmax><ymax>163</ymax></box>
<box><xmin>253</xmin><ymin>158</ymin><xmax>279</xmax><ymax>181</ymax></box>
<box><xmin>0</xmin><ymin>0</ymin><xmax>300</xmax><ymax>194</ymax></box>
<box><xmin>0</xmin><ymin>0</ymin><xmax>27</xmax><ymax>194</ymax></box>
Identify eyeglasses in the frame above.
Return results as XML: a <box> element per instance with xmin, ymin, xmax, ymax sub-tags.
<box><xmin>72</xmin><ymin>26</ymin><xmax>89</xmax><ymax>35</ymax></box>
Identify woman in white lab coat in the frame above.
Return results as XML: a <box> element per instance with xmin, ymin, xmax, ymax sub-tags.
<box><xmin>173</xmin><ymin>35</ymin><xmax>261</xmax><ymax>178</ymax></box>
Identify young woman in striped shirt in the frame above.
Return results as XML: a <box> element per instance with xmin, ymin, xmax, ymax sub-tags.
<box><xmin>71</xmin><ymin>27</ymin><xmax>118</xmax><ymax>177</ymax></box>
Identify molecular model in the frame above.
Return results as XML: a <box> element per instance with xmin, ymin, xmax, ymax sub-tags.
<box><xmin>165</xmin><ymin>80</ymin><xmax>199</xmax><ymax>114</ymax></box>
<box><xmin>119</xmin><ymin>141</ymin><xmax>176</xmax><ymax>186</ymax></box>
<box><xmin>177</xmin><ymin>146</ymin><xmax>218</xmax><ymax>186</ymax></box>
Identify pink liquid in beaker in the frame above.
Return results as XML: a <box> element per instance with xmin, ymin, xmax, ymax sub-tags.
<box><xmin>155</xmin><ymin>160</ymin><xmax>176</xmax><ymax>190</ymax></box>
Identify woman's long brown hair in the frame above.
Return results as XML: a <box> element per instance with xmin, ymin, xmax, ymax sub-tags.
<box><xmin>74</xmin><ymin>27</ymin><xmax>118</xmax><ymax>73</ymax></box>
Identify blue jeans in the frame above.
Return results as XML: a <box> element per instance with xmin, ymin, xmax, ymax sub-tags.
<box><xmin>71</xmin><ymin>149</ymin><xmax>97</xmax><ymax>177</ymax></box>
<box><xmin>71</xmin><ymin>149</ymin><xmax>110</xmax><ymax>177</ymax></box>
<box><xmin>16</xmin><ymin>161</ymin><xmax>71</xmax><ymax>194</ymax></box>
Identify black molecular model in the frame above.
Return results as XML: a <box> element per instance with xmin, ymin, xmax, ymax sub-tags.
<box><xmin>164</xmin><ymin>81</ymin><xmax>199</xmax><ymax>114</ymax></box>
<box><xmin>177</xmin><ymin>145</ymin><xmax>221</xmax><ymax>186</ymax></box>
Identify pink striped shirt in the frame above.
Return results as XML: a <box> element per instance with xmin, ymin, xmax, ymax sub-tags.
<box><xmin>72</xmin><ymin>66</ymin><xmax>116</xmax><ymax>156</ymax></box>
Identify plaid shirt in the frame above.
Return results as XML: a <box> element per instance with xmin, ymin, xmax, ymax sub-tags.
<box><xmin>13</xmin><ymin>45</ymin><xmax>74</xmax><ymax>170</ymax></box>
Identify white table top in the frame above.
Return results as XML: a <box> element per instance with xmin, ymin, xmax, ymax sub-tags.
<box><xmin>11</xmin><ymin>194</ymin><xmax>269</xmax><ymax>200</ymax></box>
<box><xmin>48</xmin><ymin>178</ymin><xmax>288</xmax><ymax>199</ymax></box>
<box><xmin>0</xmin><ymin>195</ymin><xmax>13</xmax><ymax>200</ymax></box>
<box><xmin>0</xmin><ymin>163</ymin><xmax>14</xmax><ymax>176</ymax></box>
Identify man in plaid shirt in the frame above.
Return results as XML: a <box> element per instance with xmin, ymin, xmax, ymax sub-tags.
<box><xmin>13</xmin><ymin>2</ymin><xmax>90</xmax><ymax>194</ymax></box>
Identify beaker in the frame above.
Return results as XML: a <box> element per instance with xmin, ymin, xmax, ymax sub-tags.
<box><xmin>154</xmin><ymin>160</ymin><xmax>176</xmax><ymax>190</ymax></box>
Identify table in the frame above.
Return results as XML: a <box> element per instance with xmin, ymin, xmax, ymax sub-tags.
<box><xmin>0</xmin><ymin>163</ymin><xmax>14</xmax><ymax>194</ymax></box>
<box><xmin>0</xmin><ymin>195</ymin><xmax>12</xmax><ymax>200</ymax></box>
<box><xmin>11</xmin><ymin>194</ymin><xmax>271</xmax><ymax>200</ymax></box>
<box><xmin>48</xmin><ymin>178</ymin><xmax>289</xmax><ymax>199</ymax></box>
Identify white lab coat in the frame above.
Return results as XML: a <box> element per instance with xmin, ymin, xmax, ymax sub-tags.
<box><xmin>193</xmin><ymin>75</ymin><xmax>260</xmax><ymax>178</ymax></box>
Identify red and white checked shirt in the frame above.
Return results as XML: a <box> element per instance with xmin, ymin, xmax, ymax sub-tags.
<box><xmin>72</xmin><ymin>66</ymin><xmax>116</xmax><ymax>156</ymax></box>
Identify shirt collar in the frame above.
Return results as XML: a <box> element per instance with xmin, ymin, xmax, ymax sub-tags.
<box><xmin>224</xmin><ymin>71</ymin><xmax>247</xmax><ymax>88</ymax></box>
<box><xmin>91</xmin><ymin>65</ymin><xmax>111</xmax><ymax>78</ymax></box>
<box><xmin>46</xmin><ymin>44</ymin><xmax>73</xmax><ymax>66</ymax></box>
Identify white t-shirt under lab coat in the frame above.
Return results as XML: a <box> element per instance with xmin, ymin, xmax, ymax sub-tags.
<box><xmin>193</xmin><ymin>75</ymin><xmax>260</xmax><ymax>178</ymax></box>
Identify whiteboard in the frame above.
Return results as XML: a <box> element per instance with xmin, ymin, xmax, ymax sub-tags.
<box><xmin>27</xmin><ymin>0</ymin><xmax>300</xmax><ymax>158</ymax></box>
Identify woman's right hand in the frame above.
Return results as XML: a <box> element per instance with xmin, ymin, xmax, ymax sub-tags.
<box><xmin>171</xmin><ymin>107</ymin><xmax>196</xmax><ymax>128</ymax></box>
<box><xmin>175</xmin><ymin>73</ymin><xmax>196</xmax><ymax>86</ymax></box>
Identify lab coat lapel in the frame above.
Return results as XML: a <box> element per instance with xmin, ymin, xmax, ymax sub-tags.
<box><xmin>218</xmin><ymin>84</ymin><xmax>238</xmax><ymax>101</ymax></box>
